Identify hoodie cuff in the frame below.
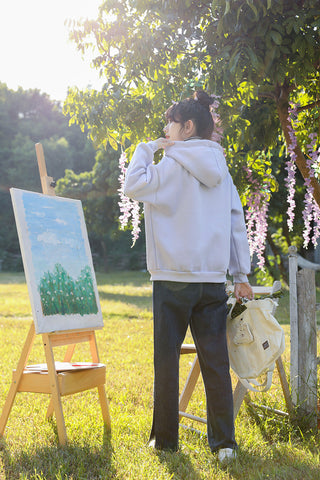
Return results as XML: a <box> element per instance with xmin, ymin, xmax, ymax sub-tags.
<box><xmin>233</xmin><ymin>274</ymin><xmax>249</xmax><ymax>284</ymax></box>
<box><xmin>147</xmin><ymin>141</ymin><xmax>159</xmax><ymax>153</ymax></box>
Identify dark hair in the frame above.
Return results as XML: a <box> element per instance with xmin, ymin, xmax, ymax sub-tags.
<box><xmin>165</xmin><ymin>91</ymin><xmax>214</xmax><ymax>140</ymax></box>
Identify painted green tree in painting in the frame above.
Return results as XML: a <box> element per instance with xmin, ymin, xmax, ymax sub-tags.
<box><xmin>39</xmin><ymin>263</ymin><xmax>98</xmax><ymax>316</ymax></box>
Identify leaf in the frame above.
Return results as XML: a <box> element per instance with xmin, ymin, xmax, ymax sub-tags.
<box><xmin>270</xmin><ymin>30</ymin><xmax>282</xmax><ymax>45</ymax></box>
<box><xmin>246</xmin><ymin>0</ymin><xmax>259</xmax><ymax>19</ymax></box>
<box><xmin>229</xmin><ymin>47</ymin><xmax>241</xmax><ymax>73</ymax></box>
<box><xmin>237</xmin><ymin>5</ymin><xmax>242</xmax><ymax>23</ymax></box>
<box><xmin>121</xmin><ymin>133</ymin><xmax>129</xmax><ymax>145</ymax></box>
<box><xmin>108</xmin><ymin>133</ymin><xmax>119</xmax><ymax>151</ymax></box>
<box><xmin>246</xmin><ymin>47</ymin><xmax>261</xmax><ymax>71</ymax></box>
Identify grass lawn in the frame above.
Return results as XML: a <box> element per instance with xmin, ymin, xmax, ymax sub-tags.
<box><xmin>0</xmin><ymin>271</ymin><xmax>319</xmax><ymax>479</ymax></box>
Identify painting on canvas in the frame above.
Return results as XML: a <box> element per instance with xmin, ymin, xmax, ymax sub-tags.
<box><xmin>10</xmin><ymin>188</ymin><xmax>103</xmax><ymax>333</ymax></box>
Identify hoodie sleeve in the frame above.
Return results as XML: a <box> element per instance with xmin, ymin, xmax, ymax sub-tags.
<box><xmin>123</xmin><ymin>142</ymin><xmax>160</xmax><ymax>203</ymax></box>
<box><xmin>228</xmin><ymin>181</ymin><xmax>251</xmax><ymax>283</ymax></box>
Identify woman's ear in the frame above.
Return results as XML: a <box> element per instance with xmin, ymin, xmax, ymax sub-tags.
<box><xmin>183</xmin><ymin>119</ymin><xmax>196</xmax><ymax>138</ymax></box>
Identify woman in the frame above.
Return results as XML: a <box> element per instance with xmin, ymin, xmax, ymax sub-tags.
<box><xmin>124</xmin><ymin>91</ymin><xmax>253</xmax><ymax>462</ymax></box>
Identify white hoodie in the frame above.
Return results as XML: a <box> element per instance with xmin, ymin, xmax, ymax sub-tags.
<box><xmin>124</xmin><ymin>139</ymin><xmax>251</xmax><ymax>283</ymax></box>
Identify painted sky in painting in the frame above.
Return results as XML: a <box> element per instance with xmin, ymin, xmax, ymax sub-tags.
<box><xmin>22</xmin><ymin>191</ymin><xmax>89</xmax><ymax>284</ymax></box>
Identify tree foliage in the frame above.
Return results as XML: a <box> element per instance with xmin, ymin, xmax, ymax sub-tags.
<box><xmin>0</xmin><ymin>83</ymin><xmax>96</xmax><ymax>270</ymax></box>
<box><xmin>0</xmin><ymin>83</ymin><xmax>146</xmax><ymax>273</ymax></box>
<box><xmin>65</xmin><ymin>1</ymin><xmax>319</xmax><ymax>149</ymax></box>
<box><xmin>64</xmin><ymin>0</ymin><xmax>320</xmax><ymax>281</ymax></box>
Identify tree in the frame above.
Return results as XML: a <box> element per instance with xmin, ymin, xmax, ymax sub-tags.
<box><xmin>65</xmin><ymin>1</ymin><xmax>319</xmax><ymax>149</ymax></box>
<box><xmin>204</xmin><ymin>0</ymin><xmax>320</xmax><ymax>203</ymax></box>
<box><xmin>63</xmin><ymin>0</ymin><xmax>320</xmax><ymax>279</ymax></box>
<box><xmin>0</xmin><ymin>83</ymin><xmax>96</xmax><ymax>270</ymax></box>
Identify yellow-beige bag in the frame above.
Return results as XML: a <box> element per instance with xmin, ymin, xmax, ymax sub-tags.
<box><xmin>226</xmin><ymin>298</ymin><xmax>285</xmax><ymax>392</ymax></box>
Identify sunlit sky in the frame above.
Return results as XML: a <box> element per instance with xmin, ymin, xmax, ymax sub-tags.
<box><xmin>0</xmin><ymin>0</ymin><xmax>104</xmax><ymax>102</ymax></box>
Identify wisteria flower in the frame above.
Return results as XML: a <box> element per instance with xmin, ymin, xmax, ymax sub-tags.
<box><xmin>284</xmin><ymin>104</ymin><xmax>298</xmax><ymax>231</ymax></box>
<box><xmin>244</xmin><ymin>166</ymin><xmax>270</xmax><ymax>270</ymax></box>
<box><xmin>302</xmin><ymin>133</ymin><xmax>320</xmax><ymax>247</ymax></box>
<box><xmin>287</xmin><ymin>103</ymin><xmax>320</xmax><ymax>248</ymax></box>
<box><xmin>118</xmin><ymin>151</ymin><xmax>141</xmax><ymax>246</ymax></box>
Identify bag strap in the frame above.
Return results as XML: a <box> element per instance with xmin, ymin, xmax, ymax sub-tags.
<box><xmin>238</xmin><ymin>366</ymin><xmax>274</xmax><ymax>393</ymax></box>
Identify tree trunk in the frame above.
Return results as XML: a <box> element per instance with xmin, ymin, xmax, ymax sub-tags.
<box><xmin>276</xmin><ymin>83</ymin><xmax>320</xmax><ymax>208</ymax></box>
<box><xmin>100</xmin><ymin>239</ymin><xmax>108</xmax><ymax>272</ymax></box>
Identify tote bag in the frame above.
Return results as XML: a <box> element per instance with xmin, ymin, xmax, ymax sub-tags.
<box><xmin>226</xmin><ymin>297</ymin><xmax>285</xmax><ymax>392</ymax></box>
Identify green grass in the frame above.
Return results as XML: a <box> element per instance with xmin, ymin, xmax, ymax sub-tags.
<box><xmin>0</xmin><ymin>271</ymin><xmax>319</xmax><ymax>479</ymax></box>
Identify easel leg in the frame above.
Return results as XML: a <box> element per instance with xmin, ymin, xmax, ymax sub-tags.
<box><xmin>233</xmin><ymin>356</ymin><xmax>293</xmax><ymax>420</ymax></box>
<box><xmin>98</xmin><ymin>386</ymin><xmax>111</xmax><ymax>431</ymax></box>
<box><xmin>46</xmin><ymin>344</ymin><xmax>76</xmax><ymax>419</ymax></box>
<box><xmin>88</xmin><ymin>332</ymin><xmax>111</xmax><ymax>430</ymax></box>
<box><xmin>233</xmin><ymin>380</ymin><xmax>248</xmax><ymax>419</ymax></box>
<box><xmin>0</xmin><ymin>323</ymin><xmax>35</xmax><ymax>438</ymax></box>
<box><xmin>42</xmin><ymin>334</ymin><xmax>67</xmax><ymax>445</ymax></box>
<box><xmin>88</xmin><ymin>332</ymin><xmax>100</xmax><ymax>363</ymax></box>
<box><xmin>179</xmin><ymin>356</ymin><xmax>201</xmax><ymax>420</ymax></box>
<box><xmin>276</xmin><ymin>356</ymin><xmax>294</xmax><ymax>417</ymax></box>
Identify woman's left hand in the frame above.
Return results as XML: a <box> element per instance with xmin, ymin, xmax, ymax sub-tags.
<box><xmin>153</xmin><ymin>138</ymin><xmax>175</xmax><ymax>150</ymax></box>
<box><xmin>234</xmin><ymin>282</ymin><xmax>254</xmax><ymax>302</ymax></box>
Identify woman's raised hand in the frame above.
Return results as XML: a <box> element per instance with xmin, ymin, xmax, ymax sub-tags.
<box><xmin>153</xmin><ymin>138</ymin><xmax>175</xmax><ymax>150</ymax></box>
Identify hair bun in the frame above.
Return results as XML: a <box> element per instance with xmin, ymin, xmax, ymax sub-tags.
<box><xmin>193</xmin><ymin>91</ymin><xmax>214</xmax><ymax>109</ymax></box>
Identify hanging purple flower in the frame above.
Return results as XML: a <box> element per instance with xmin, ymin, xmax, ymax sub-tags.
<box><xmin>118</xmin><ymin>151</ymin><xmax>141</xmax><ymax>246</ymax></box>
<box><xmin>284</xmin><ymin>104</ymin><xmax>298</xmax><ymax>231</ymax></box>
<box><xmin>244</xmin><ymin>167</ymin><xmax>270</xmax><ymax>270</ymax></box>
<box><xmin>303</xmin><ymin>133</ymin><xmax>320</xmax><ymax>247</ymax></box>
<box><xmin>131</xmin><ymin>200</ymin><xmax>141</xmax><ymax>246</ymax></box>
<box><xmin>312</xmin><ymin>201</ymin><xmax>320</xmax><ymax>247</ymax></box>
<box><xmin>287</xmin><ymin>104</ymin><xmax>320</xmax><ymax>248</ymax></box>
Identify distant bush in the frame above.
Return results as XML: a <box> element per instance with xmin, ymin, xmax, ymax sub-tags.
<box><xmin>38</xmin><ymin>263</ymin><xmax>98</xmax><ymax>316</ymax></box>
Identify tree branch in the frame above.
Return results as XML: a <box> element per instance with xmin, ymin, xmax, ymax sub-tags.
<box><xmin>296</xmin><ymin>100</ymin><xmax>320</xmax><ymax>112</ymax></box>
<box><xmin>258</xmin><ymin>91</ymin><xmax>277</xmax><ymax>100</ymax></box>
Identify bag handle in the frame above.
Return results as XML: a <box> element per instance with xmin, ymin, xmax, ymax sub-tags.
<box><xmin>238</xmin><ymin>367</ymin><xmax>274</xmax><ymax>393</ymax></box>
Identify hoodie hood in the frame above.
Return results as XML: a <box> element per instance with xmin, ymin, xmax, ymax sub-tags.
<box><xmin>164</xmin><ymin>139</ymin><xmax>228</xmax><ymax>188</ymax></box>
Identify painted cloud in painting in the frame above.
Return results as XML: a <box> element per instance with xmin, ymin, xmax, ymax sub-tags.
<box><xmin>22</xmin><ymin>191</ymin><xmax>88</xmax><ymax>283</ymax></box>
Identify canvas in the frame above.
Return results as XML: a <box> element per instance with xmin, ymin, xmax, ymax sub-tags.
<box><xmin>10</xmin><ymin>188</ymin><xmax>103</xmax><ymax>333</ymax></box>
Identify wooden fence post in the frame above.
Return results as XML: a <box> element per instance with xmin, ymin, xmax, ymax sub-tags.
<box><xmin>288</xmin><ymin>245</ymin><xmax>299</xmax><ymax>404</ymax></box>
<box><xmin>296</xmin><ymin>268</ymin><xmax>318</xmax><ymax>431</ymax></box>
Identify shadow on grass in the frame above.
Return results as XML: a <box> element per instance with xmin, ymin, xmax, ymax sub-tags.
<box><xmin>225</xmin><ymin>445</ymin><xmax>320</xmax><ymax>480</ymax></box>
<box><xmin>98</xmin><ymin>290</ymin><xmax>152</xmax><ymax>310</ymax></box>
<box><xmin>96</xmin><ymin>271</ymin><xmax>150</xmax><ymax>287</ymax></box>
<box><xmin>154</xmin><ymin>449</ymin><xmax>202</xmax><ymax>480</ymax></box>
<box><xmin>244</xmin><ymin>401</ymin><xmax>319</xmax><ymax>445</ymax></box>
<box><xmin>0</xmin><ymin>272</ymin><xmax>26</xmax><ymax>284</ymax></box>
<box><xmin>0</xmin><ymin>430</ymin><xmax>115</xmax><ymax>480</ymax></box>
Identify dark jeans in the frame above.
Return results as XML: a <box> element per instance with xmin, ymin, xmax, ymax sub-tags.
<box><xmin>149</xmin><ymin>281</ymin><xmax>236</xmax><ymax>452</ymax></box>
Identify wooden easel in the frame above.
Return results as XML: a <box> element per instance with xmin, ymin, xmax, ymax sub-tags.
<box><xmin>179</xmin><ymin>282</ymin><xmax>294</xmax><ymax>428</ymax></box>
<box><xmin>0</xmin><ymin>143</ymin><xmax>111</xmax><ymax>445</ymax></box>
